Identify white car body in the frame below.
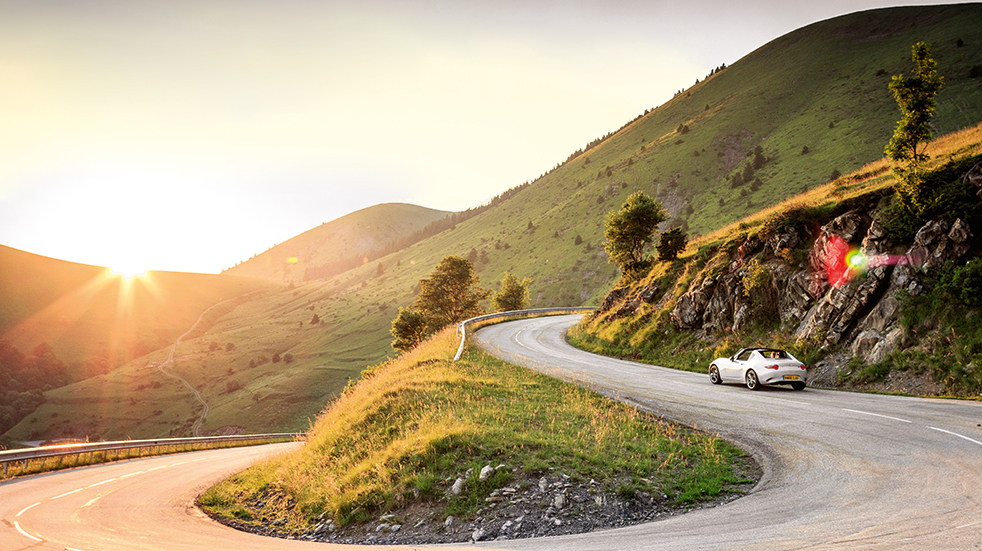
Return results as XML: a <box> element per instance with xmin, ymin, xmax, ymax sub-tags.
<box><xmin>709</xmin><ymin>348</ymin><xmax>807</xmax><ymax>390</ymax></box>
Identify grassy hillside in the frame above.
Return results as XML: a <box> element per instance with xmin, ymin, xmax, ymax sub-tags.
<box><xmin>340</xmin><ymin>4</ymin><xmax>982</xmax><ymax>311</ymax></box>
<box><xmin>224</xmin><ymin>203</ymin><xmax>449</xmax><ymax>283</ymax></box>
<box><xmin>2</xmin><ymin>272</ymin><xmax>399</xmax><ymax>441</ymax></box>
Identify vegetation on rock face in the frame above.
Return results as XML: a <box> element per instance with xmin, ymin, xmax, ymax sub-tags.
<box><xmin>894</xmin><ymin>258</ymin><xmax>982</xmax><ymax>394</ymax></box>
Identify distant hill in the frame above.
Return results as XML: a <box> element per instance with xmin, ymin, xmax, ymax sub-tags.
<box><xmin>223</xmin><ymin>203</ymin><xmax>451</xmax><ymax>283</ymax></box>
<box><xmin>0</xmin><ymin>245</ymin><xmax>274</xmax><ymax>377</ymax></box>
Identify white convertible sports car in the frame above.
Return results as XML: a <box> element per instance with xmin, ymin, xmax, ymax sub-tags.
<box><xmin>709</xmin><ymin>348</ymin><xmax>807</xmax><ymax>390</ymax></box>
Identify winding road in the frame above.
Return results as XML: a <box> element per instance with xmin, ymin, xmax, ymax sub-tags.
<box><xmin>2</xmin><ymin>315</ymin><xmax>981</xmax><ymax>550</ymax></box>
<box><xmin>473</xmin><ymin>315</ymin><xmax>982</xmax><ymax>550</ymax></box>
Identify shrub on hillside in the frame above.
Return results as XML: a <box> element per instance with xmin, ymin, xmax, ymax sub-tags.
<box><xmin>880</xmin><ymin>155</ymin><xmax>982</xmax><ymax>241</ymax></box>
<box><xmin>656</xmin><ymin>228</ymin><xmax>688</xmax><ymax>262</ymax></box>
<box><xmin>493</xmin><ymin>272</ymin><xmax>532</xmax><ymax>312</ymax></box>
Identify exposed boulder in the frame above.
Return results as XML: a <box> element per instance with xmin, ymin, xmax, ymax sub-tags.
<box><xmin>702</xmin><ymin>274</ymin><xmax>738</xmax><ymax>333</ymax></box>
<box><xmin>610</xmin><ymin>300</ymin><xmax>641</xmax><ymax>320</ymax></box>
<box><xmin>821</xmin><ymin>210</ymin><xmax>870</xmax><ymax>243</ymax></box>
<box><xmin>850</xmin><ymin>326</ymin><xmax>904</xmax><ymax>365</ymax></box>
<box><xmin>780</xmin><ymin>271</ymin><xmax>826</xmax><ymax>325</ymax></box>
<box><xmin>737</xmin><ymin>234</ymin><xmax>764</xmax><ymax>261</ymax></box>
<box><xmin>637</xmin><ymin>285</ymin><xmax>659</xmax><ymax>304</ymax></box>
<box><xmin>671</xmin><ymin>277</ymin><xmax>716</xmax><ymax>329</ymax></box>
<box><xmin>907</xmin><ymin>218</ymin><xmax>973</xmax><ymax>270</ymax></box>
<box><xmin>861</xmin><ymin>218</ymin><xmax>890</xmax><ymax>255</ymax></box>
<box><xmin>598</xmin><ymin>287</ymin><xmax>629</xmax><ymax>314</ymax></box>
<box><xmin>769</xmin><ymin>226</ymin><xmax>803</xmax><ymax>257</ymax></box>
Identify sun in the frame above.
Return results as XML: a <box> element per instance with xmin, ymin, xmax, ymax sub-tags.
<box><xmin>110</xmin><ymin>263</ymin><xmax>147</xmax><ymax>279</ymax></box>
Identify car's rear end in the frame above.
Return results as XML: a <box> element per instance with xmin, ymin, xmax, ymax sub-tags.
<box><xmin>759</xmin><ymin>357</ymin><xmax>808</xmax><ymax>388</ymax></box>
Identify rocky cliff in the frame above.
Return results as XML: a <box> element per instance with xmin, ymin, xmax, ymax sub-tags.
<box><xmin>589</xmin><ymin>158</ymin><xmax>982</xmax><ymax>395</ymax></box>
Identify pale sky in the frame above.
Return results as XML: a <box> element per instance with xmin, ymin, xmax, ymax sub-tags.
<box><xmin>0</xmin><ymin>0</ymin><xmax>965</xmax><ymax>274</ymax></box>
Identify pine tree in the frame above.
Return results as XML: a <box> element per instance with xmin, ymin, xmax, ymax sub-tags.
<box><xmin>885</xmin><ymin>42</ymin><xmax>944</xmax><ymax>211</ymax></box>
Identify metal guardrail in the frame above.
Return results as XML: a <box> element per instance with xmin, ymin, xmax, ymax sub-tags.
<box><xmin>453</xmin><ymin>307</ymin><xmax>596</xmax><ymax>361</ymax></box>
<box><xmin>0</xmin><ymin>433</ymin><xmax>301</xmax><ymax>478</ymax></box>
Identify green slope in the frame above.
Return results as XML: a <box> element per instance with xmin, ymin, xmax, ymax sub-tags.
<box><xmin>224</xmin><ymin>202</ymin><xmax>450</xmax><ymax>283</ymax></box>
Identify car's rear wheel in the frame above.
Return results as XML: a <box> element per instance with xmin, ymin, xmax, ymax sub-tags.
<box><xmin>746</xmin><ymin>370</ymin><xmax>761</xmax><ymax>390</ymax></box>
<box><xmin>709</xmin><ymin>365</ymin><xmax>722</xmax><ymax>385</ymax></box>
<box><xmin>791</xmin><ymin>381</ymin><xmax>806</xmax><ymax>391</ymax></box>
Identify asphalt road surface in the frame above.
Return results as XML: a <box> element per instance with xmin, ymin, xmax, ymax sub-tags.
<box><xmin>3</xmin><ymin>315</ymin><xmax>980</xmax><ymax>550</ymax></box>
<box><xmin>472</xmin><ymin>315</ymin><xmax>982</xmax><ymax>550</ymax></box>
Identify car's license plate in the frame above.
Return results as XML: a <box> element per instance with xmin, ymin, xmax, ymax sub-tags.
<box><xmin>784</xmin><ymin>375</ymin><xmax>800</xmax><ymax>381</ymax></box>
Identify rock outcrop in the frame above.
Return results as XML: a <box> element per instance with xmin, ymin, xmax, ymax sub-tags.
<box><xmin>654</xmin><ymin>212</ymin><xmax>975</xmax><ymax>370</ymax></box>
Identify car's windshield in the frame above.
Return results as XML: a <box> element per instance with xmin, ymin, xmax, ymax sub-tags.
<box><xmin>759</xmin><ymin>349</ymin><xmax>788</xmax><ymax>359</ymax></box>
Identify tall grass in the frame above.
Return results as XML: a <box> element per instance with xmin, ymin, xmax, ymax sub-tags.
<box><xmin>200</xmin><ymin>326</ymin><xmax>749</xmax><ymax>533</ymax></box>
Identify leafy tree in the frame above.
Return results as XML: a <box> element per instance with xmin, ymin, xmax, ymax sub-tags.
<box><xmin>886</xmin><ymin>42</ymin><xmax>944</xmax><ymax>211</ymax></box>
<box><xmin>415</xmin><ymin>256</ymin><xmax>489</xmax><ymax>330</ymax></box>
<box><xmin>390</xmin><ymin>256</ymin><xmax>489</xmax><ymax>352</ymax></box>
<box><xmin>656</xmin><ymin>227</ymin><xmax>688</xmax><ymax>262</ymax></box>
<box><xmin>603</xmin><ymin>191</ymin><xmax>668</xmax><ymax>279</ymax></box>
<box><xmin>390</xmin><ymin>307</ymin><xmax>429</xmax><ymax>352</ymax></box>
<box><xmin>493</xmin><ymin>272</ymin><xmax>532</xmax><ymax>312</ymax></box>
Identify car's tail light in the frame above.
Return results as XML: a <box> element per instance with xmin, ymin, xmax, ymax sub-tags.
<box><xmin>800</xmin><ymin>364</ymin><xmax>806</xmax><ymax>370</ymax></box>
<box><xmin>764</xmin><ymin>364</ymin><xmax>779</xmax><ymax>370</ymax></box>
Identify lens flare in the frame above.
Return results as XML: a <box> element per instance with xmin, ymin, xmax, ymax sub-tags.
<box><xmin>821</xmin><ymin>236</ymin><xmax>917</xmax><ymax>288</ymax></box>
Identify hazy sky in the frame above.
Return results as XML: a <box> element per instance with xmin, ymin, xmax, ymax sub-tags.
<box><xmin>0</xmin><ymin>0</ymin><xmax>967</xmax><ymax>274</ymax></box>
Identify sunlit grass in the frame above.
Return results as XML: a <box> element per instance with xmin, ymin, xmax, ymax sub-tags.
<box><xmin>200</xmin><ymin>326</ymin><xmax>749</xmax><ymax>532</ymax></box>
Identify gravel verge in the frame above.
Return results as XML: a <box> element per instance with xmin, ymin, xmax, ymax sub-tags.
<box><xmin>203</xmin><ymin>456</ymin><xmax>759</xmax><ymax>545</ymax></box>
